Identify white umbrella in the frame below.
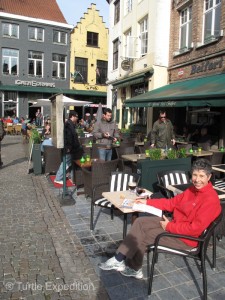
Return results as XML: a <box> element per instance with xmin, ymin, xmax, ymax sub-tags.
<box><xmin>96</xmin><ymin>103</ymin><xmax>103</xmax><ymax>123</ymax></box>
<box><xmin>30</xmin><ymin>96</ymin><xmax>92</xmax><ymax>107</ymax></box>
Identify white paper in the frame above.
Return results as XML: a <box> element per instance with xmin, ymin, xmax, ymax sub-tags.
<box><xmin>132</xmin><ymin>203</ymin><xmax>162</xmax><ymax>217</ymax></box>
<box><xmin>121</xmin><ymin>198</ymin><xmax>133</xmax><ymax>208</ymax></box>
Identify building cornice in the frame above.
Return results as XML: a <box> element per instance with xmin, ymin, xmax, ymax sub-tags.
<box><xmin>0</xmin><ymin>12</ymin><xmax>73</xmax><ymax>29</ymax></box>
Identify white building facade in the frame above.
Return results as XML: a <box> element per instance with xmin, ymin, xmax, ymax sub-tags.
<box><xmin>106</xmin><ymin>0</ymin><xmax>171</xmax><ymax>131</ymax></box>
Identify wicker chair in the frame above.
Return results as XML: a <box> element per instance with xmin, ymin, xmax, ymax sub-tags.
<box><xmin>82</xmin><ymin>159</ymin><xmax>119</xmax><ymax>200</ymax></box>
<box><xmin>147</xmin><ymin>212</ymin><xmax>223</xmax><ymax>299</ymax></box>
<box><xmin>43</xmin><ymin>146</ymin><xmax>61</xmax><ymax>175</ymax></box>
<box><xmin>115</xmin><ymin>146</ymin><xmax>136</xmax><ymax>173</ymax></box>
<box><xmin>90</xmin><ymin>171</ymin><xmax>140</xmax><ymax>231</ymax></box>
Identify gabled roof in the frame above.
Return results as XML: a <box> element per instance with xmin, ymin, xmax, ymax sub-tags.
<box><xmin>0</xmin><ymin>0</ymin><xmax>67</xmax><ymax>24</ymax></box>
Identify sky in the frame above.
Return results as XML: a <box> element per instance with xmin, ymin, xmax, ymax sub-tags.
<box><xmin>56</xmin><ymin>0</ymin><xmax>109</xmax><ymax>27</ymax></box>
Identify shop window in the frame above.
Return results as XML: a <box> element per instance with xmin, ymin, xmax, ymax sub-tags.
<box><xmin>52</xmin><ymin>54</ymin><xmax>66</xmax><ymax>79</ymax></box>
<box><xmin>28</xmin><ymin>26</ymin><xmax>44</xmax><ymax>42</ymax></box>
<box><xmin>74</xmin><ymin>57</ymin><xmax>87</xmax><ymax>83</ymax></box>
<box><xmin>113</xmin><ymin>39</ymin><xmax>119</xmax><ymax>70</ymax></box>
<box><xmin>53</xmin><ymin>30</ymin><xmax>67</xmax><ymax>44</ymax></box>
<box><xmin>204</xmin><ymin>0</ymin><xmax>221</xmax><ymax>42</ymax></box>
<box><xmin>2</xmin><ymin>23</ymin><xmax>19</xmax><ymax>38</ymax></box>
<box><xmin>2</xmin><ymin>48</ymin><xmax>19</xmax><ymax>76</ymax></box>
<box><xmin>28</xmin><ymin>51</ymin><xmax>43</xmax><ymax>77</ymax></box>
<box><xmin>180</xmin><ymin>5</ymin><xmax>192</xmax><ymax>50</ymax></box>
<box><xmin>96</xmin><ymin>60</ymin><xmax>107</xmax><ymax>85</ymax></box>
<box><xmin>114</xmin><ymin>0</ymin><xmax>120</xmax><ymax>25</ymax></box>
<box><xmin>87</xmin><ymin>32</ymin><xmax>98</xmax><ymax>47</ymax></box>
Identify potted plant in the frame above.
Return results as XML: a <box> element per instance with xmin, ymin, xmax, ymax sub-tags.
<box><xmin>137</xmin><ymin>147</ymin><xmax>191</xmax><ymax>191</ymax></box>
<box><xmin>30</xmin><ymin>129</ymin><xmax>42</xmax><ymax>175</ymax></box>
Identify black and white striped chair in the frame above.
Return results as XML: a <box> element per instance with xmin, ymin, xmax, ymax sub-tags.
<box><xmin>90</xmin><ymin>172</ymin><xmax>140</xmax><ymax>231</ymax></box>
<box><xmin>147</xmin><ymin>212</ymin><xmax>223</xmax><ymax>300</ymax></box>
<box><xmin>157</xmin><ymin>170</ymin><xmax>190</xmax><ymax>198</ymax></box>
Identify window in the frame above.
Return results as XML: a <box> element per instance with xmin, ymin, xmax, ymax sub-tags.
<box><xmin>113</xmin><ymin>39</ymin><xmax>119</xmax><ymax>70</ymax></box>
<box><xmin>180</xmin><ymin>6</ymin><xmax>192</xmax><ymax>49</ymax></box>
<box><xmin>74</xmin><ymin>57</ymin><xmax>87</xmax><ymax>83</ymax></box>
<box><xmin>125</xmin><ymin>0</ymin><xmax>132</xmax><ymax>14</ymax></box>
<box><xmin>139</xmin><ymin>17</ymin><xmax>148</xmax><ymax>55</ymax></box>
<box><xmin>124</xmin><ymin>29</ymin><xmax>131</xmax><ymax>57</ymax></box>
<box><xmin>204</xmin><ymin>0</ymin><xmax>221</xmax><ymax>41</ymax></box>
<box><xmin>52</xmin><ymin>54</ymin><xmax>66</xmax><ymax>79</ymax></box>
<box><xmin>114</xmin><ymin>0</ymin><xmax>120</xmax><ymax>25</ymax></box>
<box><xmin>2</xmin><ymin>48</ymin><xmax>19</xmax><ymax>75</ymax></box>
<box><xmin>53</xmin><ymin>30</ymin><xmax>67</xmax><ymax>44</ymax></box>
<box><xmin>28</xmin><ymin>51</ymin><xmax>43</xmax><ymax>77</ymax></box>
<box><xmin>2</xmin><ymin>23</ymin><xmax>19</xmax><ymax>38</ymax></box>
<box><xmin>28</xmin><ymin>27</ymin><xmax>44</xmax><ymax>41</ymax></box>
<box><xmin>96</xmin><ymin>60</ymin><xmax>108</xmax><ymax>85</ymax></box>
<box><xmin>87</xmin><ymin>32</ymin><xmax>98</xmax><ymax>47</ymax></box>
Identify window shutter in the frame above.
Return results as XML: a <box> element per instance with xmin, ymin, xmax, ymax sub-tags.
<box><xmin>126</xmin><ymin>36</ymin><xmax>138</xmax><ymax>58</ymax></box>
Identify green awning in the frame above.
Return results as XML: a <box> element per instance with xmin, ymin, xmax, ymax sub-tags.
<box><xmin>112</xmin><ymin>68</ymin><xmax>154</xmax><ymax>89</ymax></box>
<box><xmin>125</xmin><ymin>73</ymin><xmax>225</xmax><ymax>107</ymax></box>
<box><xmin>0</xmin><ymin>85</ymin><xmax>106</xmax><ymax>97</ymax></box>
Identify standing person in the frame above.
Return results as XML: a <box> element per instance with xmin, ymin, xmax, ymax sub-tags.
<box><xmin>92</xmin><ymin>108</ymin><xmax>120</xmax><ymax>161</ymax></box>
<box><xmin>150</xmin><ymin>110</ymin><xmax>175</xmax><ymax>149</ymax></box>
<box><xmin>54</xmin><ymin>111</ymin><xmax>83</xmax><ymax>184</ymax></box>
<box><xmin>99</xmin><ymin>159</ymin><xmax>221</xmax><ymax>279</ymax></box>
<box><xmin>0</xmin><ymin>118</ymin><xmax>5</xmax><ymax>167</ymax></box>
<box><xmin>35</xmin><ymin>109</ymin><xmax>43</xmax><ymax>127</ymax></box>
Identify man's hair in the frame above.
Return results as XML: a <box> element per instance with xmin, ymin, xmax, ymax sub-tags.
<box><xmin>159</xmin><ymin>110</ymin><xmax>166</xmax><ymax>115</ymax></box>
<box><xmin>103</xmin><ymin>108</ymin><xmax>112</xmax><ymax>115</ymax></box>
<box><xmin>69</xmin><ymin>111</ymin><xmax>78</xmax><ymax>118</ymax></box>
<box><xmin>191</xmin><ymin>158</ymin><xmax>212</xmax><ymax>176</ymax></box>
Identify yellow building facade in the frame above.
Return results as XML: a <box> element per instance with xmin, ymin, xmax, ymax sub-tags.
<box><xmin>70</xmin><ymin>4</ymin><xmax>108</xmax><ymax>93</ymax></box>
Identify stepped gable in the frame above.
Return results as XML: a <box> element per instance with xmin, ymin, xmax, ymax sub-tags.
<box><xmin>0</xmin><ymin>0</ymin><xmax>67</xmax><ymax>23</ymax></box>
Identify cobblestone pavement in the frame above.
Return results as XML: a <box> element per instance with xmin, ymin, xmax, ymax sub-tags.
<box><xmin>0</xmin><ymin>135</ymin><xmax>108</xmax><ymax>300</ymax></box>
<box><xmin>1</xmin><ymin>135</ymin><xmax>225</xmax><ymax>300</ymax></box>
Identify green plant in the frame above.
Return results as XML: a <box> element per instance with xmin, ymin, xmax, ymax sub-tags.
<box><xmin>166</xmin><ymin>149</ymin><xmax>178</xmax><ymax>159</ymax></box>
<box><xmin>120</xmin><ymin>128</ymin><xmax>131</xmax><ymax>133</ymax></box>
<box><xmin>177</xmin><ymin>148</ymin><xmax>187</xmax><ymax>158</ymax></box>
<box><xmin>31</xmin><ymin>129</ymin><xmax>42</xmax><ymax>144</ymax></box>
<box><xmin>149</xmin><ymin>148</ymin><xmax>162</xmax><ymax>160</ymax></box>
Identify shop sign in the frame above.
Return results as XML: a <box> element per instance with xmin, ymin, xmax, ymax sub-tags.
<box><xmin>190</xmin><ymin>57</ymin><xmax>223</xmax><ymax>75</ymax></box>
<box><xmin>15</xmin><ymin>80</ymin><xmax>55</xmax><ymax>88</ymax></box>
<box><xmin>178</xmin><ymin>68</ymin><xmax>184</xmax><ymax>77</ymax></box>
<box><xmin>121</xmin><ymin>60</ymin><xmax>131</xmax><ymax>71</ymax></box>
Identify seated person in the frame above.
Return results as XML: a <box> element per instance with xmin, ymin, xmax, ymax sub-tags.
<box><xmin>99</xmin><ymin>159</ymin><xmax>221</xmax><ymax>279</ymax></box>
<box><xmin>42</xmin><ymin>122</ymin><xmax>51</xmax><ymax>139</ymax></box>
<box><xmin>197</xmin><ymin>127</ymin><xmax>211</xmax><ymax>150</ymax></box>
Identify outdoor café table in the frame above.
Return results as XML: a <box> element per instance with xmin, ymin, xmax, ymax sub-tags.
<box><xmin>135</xmin><ymin>141</ymin><xmax>144</xmax><ymax>146</ymax></box>
<box><xmin>212</xmin><ymin>164</ymin><xmax>225</xmax><ymax>173</ymax></box>
<box><xmin>187</xmin><ymin>150</ymin><xmax>213</xmax><ymax>157</ymax></box>
<box><xmin>121</xmin><ymin>153</ymin><xmax>147</xmax><ymax>162</ymax></box>
<box><xmin>102</xmin><ymin>189</ymin><xmax>152</xmax><ymax>238</ymax></box>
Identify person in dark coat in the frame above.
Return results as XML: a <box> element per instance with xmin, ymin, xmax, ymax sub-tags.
<box><xmin>0</xmin><ymin>118</ymin><xmax>5</xmax><ymax>167</ymax></box>
<box><xmin>54</xmin><ymin>111</ymin><xmax>83</xmax><ymax>184</ymax></box>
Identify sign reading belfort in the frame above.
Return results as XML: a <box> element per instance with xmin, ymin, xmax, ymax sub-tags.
<box><xmin>15</xmin><ymin>80</ymin><xmax>55</xmax><ymax>88</ymax></box>
<box><xmin>190</xmin><ymin>57</ymin><xmax>223</xmax><ymax>75</ymax></box>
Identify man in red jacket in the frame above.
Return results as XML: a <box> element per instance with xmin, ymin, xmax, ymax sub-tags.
<box><xmin>99</xmin><ymin>158</ymin><xmax>221</xmax><ymax>279</ymax></box>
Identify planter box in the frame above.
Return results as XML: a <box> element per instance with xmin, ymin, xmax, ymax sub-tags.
<box><xmin>32</xmin><ymin>143</ymin><xmax>42</xmax><ymax>175</ymax></box>
<box><xmin>137</xmin><ymin>157</ymin><xmax>192</xmax><ymax>192</ymax></box>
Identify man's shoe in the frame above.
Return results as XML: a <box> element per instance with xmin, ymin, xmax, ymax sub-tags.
<box><xmin>120</xmin><ymin>266</ymin><xmax>143</xmax><ymax>279</ymax></box>
<box><xmin>99</xmin><ymin>257</ymin><xmax>125</xmax><ymax>271</ymax></box>
<box><xmin>54</xmin><ymin>180</ymin><xmax>63</xmax><ymax>185</ymax></box>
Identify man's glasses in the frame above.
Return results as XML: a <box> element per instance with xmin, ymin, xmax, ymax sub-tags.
<box><xmin>160</xmin><ymin>116</ymin><xmax>166</xmax><ymax>119</ymax></box>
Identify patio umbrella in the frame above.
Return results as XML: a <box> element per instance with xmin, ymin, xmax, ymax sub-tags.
<box><xmin>96</xmin><ymin>103</ymin><xmax>103</xmax><ymax>123</ymax></box>
<box><xmin>30</xmin><ymin>97</ymin><xmax>92</xmax><ymax>107</ymax></box>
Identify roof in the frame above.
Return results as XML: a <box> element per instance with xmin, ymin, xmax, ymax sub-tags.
<box><xmin>0</xmin><ymin>0</ymin><xmax>67</xmax><ymax>23</ymax></box>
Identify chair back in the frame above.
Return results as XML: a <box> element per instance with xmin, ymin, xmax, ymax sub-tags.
<box><xmin>116</xmin><ymin>146</ymin><xmax>135</xmax><ymax>158</ymax></box>
<box><xmin>91</xmin><ymin>159</ymin><xmax>119</xmax><ymax>187</ymax></box>
<box><xmin>157</xmin><ymin>170</ymin><xmax>190</xmax><ymax>188</ymax></box>
<box><xmin>198</xmin><ymin>141</ymin><xmax>211</xmax><ymax>151</ymax></box>
<box><xmin>43</xmin><ymin>146</ymin><xmax>61</xmax><ymax>174</ymax></box>
<box><xmin>119</xmin><ymin>140</ymin><xmax>135</xmax><ymax>148</ymax></box>
<box><xmin>110</xmin><ymin>172</ymin><xmax>140</xmax><ymax>192</ymax></box>
<box><xmin>91</xmin><ymin>143</ymin><xmax>100</xmax><ymax>159</ymax></box>
<box><xmin>177</xmin><ymin>143</ymin><xmax>192</xmax><ymax>150</ymax></box>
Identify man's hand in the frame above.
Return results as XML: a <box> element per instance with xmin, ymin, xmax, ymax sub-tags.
<box><xmin>160</xmin><ymin>215</ymin><xmax>169</xmax><ymax>231</ymax></box>
<box><xmin>150</xmin><ymin>144</ymin><xmax>155</xmax><ymax>148</ymax></box>
<box><xmin>171</xmin><ymin>139</ymin><xmax>176</xmax><ymax>145</ymax></box>
<box><xmin>104</xmin><ymin>132</ymin><xmax>110</xmax><ymax>138</ymax></box>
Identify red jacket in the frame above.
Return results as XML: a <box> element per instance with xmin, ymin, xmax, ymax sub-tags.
<box><xmin>147</xmin><ymin>182</ymin><xmax>221</xmax><ymax>247</ymax></box>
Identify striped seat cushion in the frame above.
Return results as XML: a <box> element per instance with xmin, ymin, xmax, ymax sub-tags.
<box><xmin>94</xmin><ymin>198</ymin><xmax>112</xmax><ymax>208</ymax></box>
<box><xmin>214</xmin><ymin>180</ymin><xmax>225</xmax><ymax>189</ymax></box>
<box><xmin>149</xmin><ymin>245</ymin><xmax>198</xmax><ymax>254</ymax></box>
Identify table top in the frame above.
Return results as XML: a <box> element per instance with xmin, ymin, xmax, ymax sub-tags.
<box><xmin>74</xmin><ymin>159</ymin><xmax>92</xmax><ymax>168</ymax></box>
<box><xmin>135</xmin><ymin>142</ymin><xmax>144</xmax><ymax>146</ymax></box>
<box><xmin>121</xmin><ymin>153</ymin><xmax>147</xmax><ymax>162</ymax></box>
<box><xmin>167</xmin><ymin>183</ymin><xmax>225</xmax><ymax>199</ymax></box>
<box><xmin>187</xmin><ymin>150</ymin><xmax>213</xmax><ymax>157</ymax></box>
<box><xmin>212</xmin><ymin>164</ymin><xmax>225</xmax><ymax>173</ymax></box>
<box><xmin>102</xmin><ymin>189</ymin><xmax>152</xmax><ymax>213</ymax></box>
